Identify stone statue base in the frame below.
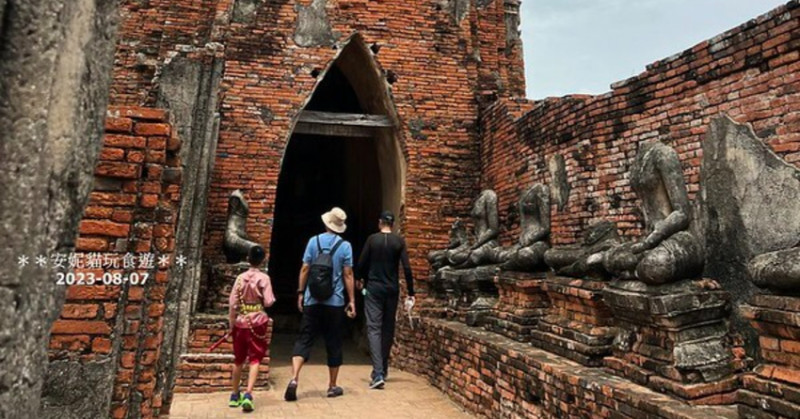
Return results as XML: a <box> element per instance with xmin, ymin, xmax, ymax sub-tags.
<box><xmin>438</xmin><ymin>266</ymin><xmax>499</xmax><ymax>327</ymax></box>
<box><xmin>418</xmin><ymin>272</ymin><xmax>449</xmax><ymax>319</ymax></box>
<box><xmin>738</xmin><ymin>295</ymin><xmax>800</xmax><ymax>417</ymax></box>
<box><xmin>484</xmin><ymin>271</ymin><xmax>549</xmax><ymax>342</ymax></box>
<box><xmin>529</xmin><ymin>276</ymin><xmax>614</xmax><ymax>366</ymax></box>
<box><xmin>603</xmin><ymin>279</ymin><xmax>745</xmax><ymax>405</ymax></box>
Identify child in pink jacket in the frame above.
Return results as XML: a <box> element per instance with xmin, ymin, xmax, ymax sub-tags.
<box><xmin>228</xmin><ymin>246</ymin><xmax>276</xmax><ymax>412</ymax></box>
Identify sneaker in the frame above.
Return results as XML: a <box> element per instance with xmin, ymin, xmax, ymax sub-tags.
<box><xmin>284</xmin><ymin>380</ymin><xmax>298</xmax><ymax>402</ymax></box>
<box><xmin>241</xmin><ymin>393</ymin><xmax>254</xmax><ymax>412</ymax></box>
<box><xmin>369</xmin><ymin>375</ymin><xmax>385</xmax><ymax>390</ymax></box>
<box><xmin>327</xmin><ymin>386</ymin><xmax>344</xmax><ymax>398</ymax></box>
<box><xmin>228</xmin><ymin>392</ymin><xmax>242</xmax><ymax>408</ymax></box>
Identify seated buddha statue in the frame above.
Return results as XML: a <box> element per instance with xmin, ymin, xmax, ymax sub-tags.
<box><xmin>497</xmin><ymin>184</ymin><xmax>550</xmax><ymax>271</ymax></box>
<box><xmin>427</xmin><ymin>219</ymin><xmax>471</xmax><ymax>271</ymax></box>
<box><xmin>602</xmin><ymin>141</ymin><xmax>704</xmax><ymax>284</ymax></box>
<box><xmin>748</xmin><ymin>246</ymin><xmax>800</xmax><ymax>292</ymax></box>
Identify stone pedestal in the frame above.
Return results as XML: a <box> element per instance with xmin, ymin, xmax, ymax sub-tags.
<box><xmin>603</xmin><ymin>279</ymin><xmax>743</xmax><ymax>405</ymax></box>
<box><xmin>738</xmin><ymin>295</ymin><xmax>800</xmax><ymax>418</ymax></box>
<box><xmin>418</xmin><ymin>272</ymin><xmax>449</xmax><ymax>319</ymax></box>
<box><xmin>484</xmin><ymin>271</ymin><xmax>549</xmax><ymax>342</ymax></box>
<box><xmin>437</xmin><ymin>266</ymin><xmax>499</xmax><ymax>326</ymax></box>
<box><xmin>530</xmin><ymin>276</ymin><xmax>614</xmax><ymax>366</ymax></box>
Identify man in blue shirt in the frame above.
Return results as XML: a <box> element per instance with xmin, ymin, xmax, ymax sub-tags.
<box><xmin>284</xmin><ymin>207</ymin><xmax>356</xmax><ymax>401</ymax></box>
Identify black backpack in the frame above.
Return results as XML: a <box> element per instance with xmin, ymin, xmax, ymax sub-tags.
<box><xmin>307</xmin><ymin>235</ymin><xmax>344</xmax><ymax>301</ymax></box>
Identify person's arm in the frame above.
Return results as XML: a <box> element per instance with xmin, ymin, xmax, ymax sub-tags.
<box><xmin>297</xmin><ymin>264</ymin><xmax>309</xmax><ymax>312</ymax></box>
<box><xmin>356</xmin><ymin>236</ymin><xmax>372</xmax><ymax>288</ymax></box>
<box><xmin>297</xmin><ymin>237</ymin><xmax>314</xmax><ymax>312</ymax></box>
<box><xmin>343</xmin><ymin>243</ymin><xmax>356</xmax><ymax>318</ymax></box>
<box><xmin>400</xmin><ymin>239</ymin><xmax>415</xmax><ymax>296</ymax></box>
<box><xmin>344</xmin><ymin>266</ymin><xmax>356</xmax><ymax>318</ymax></box>
<box><xmin>262</xmin><ymin>275</ymin><xmax>276</xmax><ymax>308</ymax></box>
<box><xmin>228</xmin><ymin>276</ymin><xmax>241</xmax><ymax>331</ymax></box>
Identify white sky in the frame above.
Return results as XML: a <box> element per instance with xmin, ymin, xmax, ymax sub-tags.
<box><xmin>522</xmin><ymin>0</ymin><xmax>789</xmax><ymax>99</ymax></box>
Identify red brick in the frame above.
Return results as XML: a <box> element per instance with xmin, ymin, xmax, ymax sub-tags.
<box><xmin>76</xmin><ymin>237</ymin><xmax>109</xmax><ymax>252</ymax></box>
<box><xmin>51</xmin><ymin>320</ymin><xmax>112</xmax><ymax>335</ymax></box>
<box><xmin>134</xmin><ymin>123</ymin><xmax>170</xmax><ymax>136</ymax></box>
<box><xmin>95</xmin><ymin>162</ymin><xmax>141</xmax><ymax>179</ymax></box>
<box><xmin>104</xmin><ymin>134</ymin><xmax>146</xmax><ymax>149</ymax></box>
<box><xmin>60</xmin><ymin>304</ymin><xmax>100</xmax><ymax>319</ymax></box>
<box><xmin>79</xmin><ymin>220</ymin><xmax>130</xmax><ymax>238</ymax></box>
<box><xmin>105</xmin><ymin>117</ymin><xmax>134</xmax><ymax>133</ymax></box>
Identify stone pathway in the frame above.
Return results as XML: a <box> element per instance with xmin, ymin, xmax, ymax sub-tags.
<box><xmin>169</xmin><ymin>334</ymin><xmax>471</xmax><ymax>418</ymax></box>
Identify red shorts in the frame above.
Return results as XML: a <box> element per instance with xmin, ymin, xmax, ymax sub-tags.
<box><xmin>232</xmin><ymin>323</ymin><xmax>268</xmax><ymax>365</ymax></box>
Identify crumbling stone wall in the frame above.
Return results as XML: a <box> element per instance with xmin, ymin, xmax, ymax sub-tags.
<box><xmin>479</xmin><ymin>1</ymin><xmax>799</xmax><ymax>357</ymax></box>
<box><xmin>0</xmin><ymin>1</ymin><xmax>119</xmax><ymax>418</ymax></box>
<box><xmin>43</xmin><ymin>107</ymin><xmax>183</xmax><ymax>419</ymax></box>
<box><xmin>393</xmin><ymin>318</ymin><xmax>738</xmax><ymax>418</ymax></box>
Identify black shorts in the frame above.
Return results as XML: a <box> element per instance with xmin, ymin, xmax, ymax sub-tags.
<box><xmin>292</xmin><ymin>304</ymin><xmax>345</xmax><ymax>367</ymax></box>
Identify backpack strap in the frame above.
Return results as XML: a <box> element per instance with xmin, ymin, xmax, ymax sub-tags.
<box><xmin>316</xmin><ymin>235</ymin><xmax>322</xmax><ymax>253</ymax></box>
<box><xmin>329</xmin><ymin>238</ymin><xmax>344</xmax><ymax>256</ymax></box>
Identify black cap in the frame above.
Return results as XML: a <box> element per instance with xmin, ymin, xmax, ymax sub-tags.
<box><xmin>379</xmin><ymin>210</ymin><xmax>395</xmax><ymax>224</ymax></box>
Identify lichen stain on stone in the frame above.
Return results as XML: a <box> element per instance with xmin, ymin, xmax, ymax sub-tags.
<box><xmin>294</xmin><ymin>0</ymin><xmax>337</xmax><ymax>47</ymax></box>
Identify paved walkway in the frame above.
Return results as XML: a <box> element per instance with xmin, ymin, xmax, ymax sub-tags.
<box><xmin>169</xmin><ymin>334</ymin><xmax>471</xmax><ymax>418</ymax></box>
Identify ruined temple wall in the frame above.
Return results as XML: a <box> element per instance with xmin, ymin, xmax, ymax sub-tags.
<box><xmin>45</xmin><ymin>107</ymin><xmax>183</xmax><ymax>419</ymax></box>
<box><xmin>481</xmin><ymin>2</ymin><xmax>799</xmax><ymax>247</ymax></box>
<box><xmin>104</xmin><ymin>0</ymin><xmax>525</xmax><ymax>286</ymax></box>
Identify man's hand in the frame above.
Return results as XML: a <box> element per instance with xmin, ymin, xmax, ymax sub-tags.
<box><xmin>345</xmin><ymin>301</ymin><xmax>356</xmax><ymax>319</ymax></box>
<box><xmin>297</xmin><ymin>293</ymin><xmax>304</xmax><ymax>313</ymax></box>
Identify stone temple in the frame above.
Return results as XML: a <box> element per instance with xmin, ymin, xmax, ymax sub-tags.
<box><xmin>1</xmin><ymin>1</ymin><xmax>799</xmax><ymax>418</ymax></box>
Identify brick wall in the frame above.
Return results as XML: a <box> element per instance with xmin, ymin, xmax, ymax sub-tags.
<box><xmin>481</xmin><ymin>2</ymin><xmax>799</xmax><ymax>247</ymax></box>
<box><xmin>105</xmin><ymin>0</ymin><xmax>526</xmax><ymax>290</ymax></box>
<box><xmin>47</xmin><ymin>107</ymin><xmax>182</xmax><ymax>419</ymax></box>
<box><xmin>393</xmin><ymin>318</ymin><xmax>738</xmax><ymax>418</ymax></box>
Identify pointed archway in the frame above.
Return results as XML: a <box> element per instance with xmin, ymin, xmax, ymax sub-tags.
<box><xmin>268</xmin><ymin>34</ymin><xmax>407</xmax><ymax>321</ymax></box>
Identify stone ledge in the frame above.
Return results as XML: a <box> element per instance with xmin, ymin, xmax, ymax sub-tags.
<box><xmin>394</xmin><ymin>318</ymin><xmax>738</xmax><ymax>419</ymax></box>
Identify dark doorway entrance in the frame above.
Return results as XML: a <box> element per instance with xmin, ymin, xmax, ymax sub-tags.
<box><xmin>267</xmin><ymin>36</ymin><xmax>405</xmax><ymax>328</ymax></box>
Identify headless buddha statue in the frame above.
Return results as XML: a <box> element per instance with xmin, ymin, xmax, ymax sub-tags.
<box><xmin>497</xmin><ymin>184</ymin><xmax>551</xmax><ymax>271</ymax></box>
<box><xmin>427</xmin><ymin>219</ymin><xmax>471</xmax><ymax>271</ymax></box>
<box><xmin>463</xmin><ymin>189</ymin><xmax>501</xmax><ymax>267</ymax></box>
<box><xmin>748</xmin><ymin>246</ymin><xmax>800</xmax><ymax>292</ymax></box>
<box><xmin>223</xmin><ymin>190</ymin><xmax>260</xmax><ymax>264</ymax></box>
<box><xmin>603</xmin><ymin>142</ymin><xmax>704</xmax><ymax>284</ymax></box>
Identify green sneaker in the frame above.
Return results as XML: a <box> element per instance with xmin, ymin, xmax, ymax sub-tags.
<box><xmin>241</xmin><ymin>393</ymin><xmax>254</xmax><ymax>412</ymax></box>
<box><xmin>228</xmin><ymin>392</ymin><xmax>242</xmax><ymax>408</ymax></box>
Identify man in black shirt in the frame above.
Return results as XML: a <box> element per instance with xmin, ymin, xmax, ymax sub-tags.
<box><xmin>356</xmin><ymin>210</ymin><xmax>415</xmax><ymax>389</ymax></box>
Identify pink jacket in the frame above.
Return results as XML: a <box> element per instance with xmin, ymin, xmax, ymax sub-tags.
<box><xmin>229</xmin><ymin>267</ymin><xmax>276</xmax><ymax>328</ymax></box>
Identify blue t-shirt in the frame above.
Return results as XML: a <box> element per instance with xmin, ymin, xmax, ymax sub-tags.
<box><xmin>302</xmin><ymin>232</ymin><xmax>353</xmax><ymax>307</ymax></box>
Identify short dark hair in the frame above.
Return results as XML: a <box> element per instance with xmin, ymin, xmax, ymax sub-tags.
<box><xmin>379</xmin><ymin>210</ymin><xmax>395</xmax><ymax>226</ymax></box>
<box><xmin>248</xmin><ymin>245</ymin><xmax>266</xmax><ymax>266</ymax></box>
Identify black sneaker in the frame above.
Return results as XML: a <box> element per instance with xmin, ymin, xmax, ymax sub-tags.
<box><xmin>327</xmin><ymin>386</ymin><xmax>344</xmax><ymax>398</ymax></box>
<box><xmin>369</xmin><ymin>375</ymin><xmax>385</xmax><ymax>390</ymax></box>
<box><xmin>284</xmin><ymin>380</ymin><xmax>298</xmax><ymax>402</ymax></box>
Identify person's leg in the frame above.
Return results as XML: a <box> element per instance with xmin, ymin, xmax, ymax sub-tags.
<box><xmin>229</xmin><ymin>363</ymin><xmax>244</xmax><ymax>407</ymax></box>
<box><xmin>286</xmin><ymin>306</ymin><xmax>319</xmax><ymax>401</ymax></box>
<box><xmin>246</xmin><ymin>361</ymin><xmax>260</xmax><ymax>394</ymax></box>
<box><xmin>381</xmin><ymin>294</ymin><xmax>399</xmax><ymax>378</ymax></box>
<box><xmin>322</xmin><ymin>305</ymin><xmax>345</xmax><ymax>394</ymax></box>
<box><xmin>230</xmin><ymin>327</ymin><xmax>246</xmax><ymax>406</ymax></box>
<box><xmin>364</xmin><ymin>292</ymin><xmax>385</xmax><ymax>379</ymax></box>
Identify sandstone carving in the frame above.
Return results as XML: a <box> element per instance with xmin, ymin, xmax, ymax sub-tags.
<box><xmin>496</xmin><ymin>184</ymin><xmax>550</xmax><ymax>272</ymax></box>
<box><xmin>603</xmin><ymin>142</ymin><xmax>704</xmax><ymax>284</ymax></box>
<box><xmin>462</xmin><ymin>189</ymin><xmax>501</xmax><ymax>267</ymax></box>
<box><xmin>748</xmin><ymin>248</ymin><xmax>800</xmax><ymax>292</ymax></box>
<box><xmin>427</xmin><ymin>218</ymin><xmax>470</xmax><ymax>271</ymax></box>
<box><xmin>544</xmin><ymin>220</ymin><xmax>621</xmax><ymax>279</ymax></box>
<box><xmin>222</xmin><ymin>190</ymin><xmax>260</xmax><ymax>263</ymax></box>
